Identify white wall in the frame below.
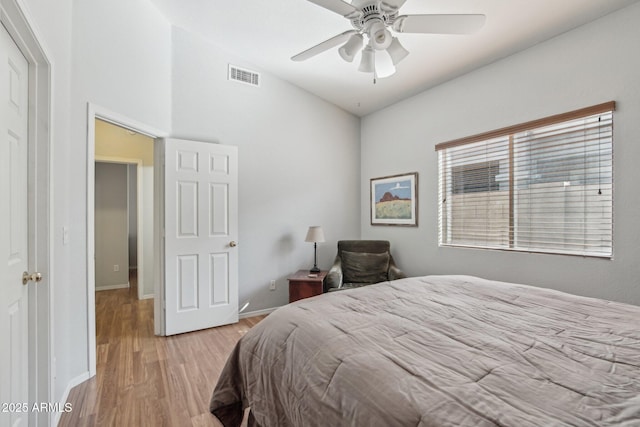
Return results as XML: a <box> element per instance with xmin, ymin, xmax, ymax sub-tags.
<box><xmin>64</xmin><ymin>0</ymin><xmax>171</xmax><ymax>395</ymax></box>
<box><xmin>71</xmin><ymin>0</ymin><xmax>172</xmax><ymax>129</ymax></box>
<box><xmin>95</xmin><ymin>162</ymin><xmax>129</xmax><ymax>289</ymax></box>
<box><xmin>171</xmin><ymin>28</ymin><xmax>361</xmax><ymax>312</ymax></box>
<box><xmin>361</xmin><ymin>3</ymin><xmax>640</xmax><ymax>305</ymax></box>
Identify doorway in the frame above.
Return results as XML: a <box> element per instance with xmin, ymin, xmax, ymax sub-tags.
<box><xmin>86</xmin><ymin>107</ymin><xmax>166</xmax><ymax>377</ymax></box>
<box><xmin>94</xmin><ymin>119</ymin><xmax>152</xmax><ymax>300</ymax></box>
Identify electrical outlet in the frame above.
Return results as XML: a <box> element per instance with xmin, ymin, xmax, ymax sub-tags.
<box><xmin>113</xmin><ymin>264</ymin><xmax>120</xmax><ymax>272</ymax></box>
<box><xmin>269</xmin><ymin>280</ymin><xmax>276</xmax><ymax>291</ymax></box>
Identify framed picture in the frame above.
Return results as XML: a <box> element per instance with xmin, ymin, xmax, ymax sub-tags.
<box><xmin>370</xmin><ymin>172</ymin><xmax>418</xmax><ymax>226</ymax></box>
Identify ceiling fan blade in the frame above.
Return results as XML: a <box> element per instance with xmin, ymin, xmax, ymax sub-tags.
<box><xmin>393</xmin><ymin>14</ymin><xmax>486</xmax><ymax>34</ymax></box>
<box><xmin>307</xmin><ymin>0</ymin><xmax>359</xmax><ymax>17</ymax></box>
<box><xmin>381</xmin><ymin>0</ymin><xmax>407</xmax><ymax>11</ymax></box>
<box><xmin>291</xmin><ymin>30</ymin><xmax>359</xmax><ymax>62</ymax></box>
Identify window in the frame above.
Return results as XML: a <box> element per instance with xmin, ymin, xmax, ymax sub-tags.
<box><xmin>437</xmin><ymin>102</ymin><xmax>614</xmax><ymax>258</ymax></box>
<box><xmin>452</xmin><ymin>161</ymin><xmax>501</xmax><ymax>194</ymax></box>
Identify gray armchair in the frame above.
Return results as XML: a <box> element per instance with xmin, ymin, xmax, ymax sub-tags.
<box><xmin>325</xmin><ymin>240</ymin><xmax>406</xmax><ymax>292</ymax></box>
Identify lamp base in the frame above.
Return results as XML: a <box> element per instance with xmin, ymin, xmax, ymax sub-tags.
<box><xmin>309</xmin><ymin>266</ymin><xmax>321</xmax><ymax>274</ymax></box>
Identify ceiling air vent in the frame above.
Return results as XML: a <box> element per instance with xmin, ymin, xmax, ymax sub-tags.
<box><xmin>228</xmin><ymin>64</ymin><xmax>260</xmax><ymax>87</ymax></box>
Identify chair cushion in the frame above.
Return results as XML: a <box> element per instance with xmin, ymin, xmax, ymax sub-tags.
<box><xmin>341</xmin><ymin>251</ymin><xmax>390</xmax><ymax>284</ymax></box>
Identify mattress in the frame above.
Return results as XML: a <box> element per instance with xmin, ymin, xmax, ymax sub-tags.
<box><xmin>210</xmin><ymin>275</ymin><xmax>640</xmax><ymax>426</ymax></box>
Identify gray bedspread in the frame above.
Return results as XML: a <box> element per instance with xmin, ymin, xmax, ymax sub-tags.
<box><xmin>210</xmin><ymin>275</ymin><xmax>640</xmax><ymax>426</ymax></box>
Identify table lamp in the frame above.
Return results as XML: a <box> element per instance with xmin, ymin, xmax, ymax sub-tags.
<box><xmin>304</xmin><ymin>226</ymin><xmax>325</xmax><ymax>273</ymax></box>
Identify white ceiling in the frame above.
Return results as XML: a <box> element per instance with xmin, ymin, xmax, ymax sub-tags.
<box><xmin>149</xmin><ymin>0</ymin><xmax>639</xmax><ymax>116</ymax></box>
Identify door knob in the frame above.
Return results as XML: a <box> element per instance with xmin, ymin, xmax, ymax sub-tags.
<box><xmin>229</xmin><ymin>241</ymin><xmax>237</xmax><ymax>247</ymax></box>
<box><xmin>22</xmin><ymin>271</ymin><xmax>43</xmax><ymax>285</ymax></box>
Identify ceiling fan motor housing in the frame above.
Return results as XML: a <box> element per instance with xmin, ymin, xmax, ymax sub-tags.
<box><xmin>350</xmin><ymin>2</ymin><xmax>398</xmax><ymax>49</ymax></box>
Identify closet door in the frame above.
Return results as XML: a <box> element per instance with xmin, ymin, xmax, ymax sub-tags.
<box><xmin>0</xmin><ymin>23</ymin><xmax>30</xmax><ymax>427</ymax></box>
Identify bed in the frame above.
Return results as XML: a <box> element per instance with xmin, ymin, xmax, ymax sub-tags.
<box><xmin>210</xmin><ymin>275</ymin><xmax>640</xmax><ymax>426</ymax></box>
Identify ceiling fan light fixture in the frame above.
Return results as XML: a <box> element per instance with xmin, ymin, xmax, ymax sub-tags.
<box><xmin>358</xmin><ymin>45</ymin><xmax>375</xmax><ymax>73</ymax></box>
<box><xmin>338</xmin><ymin>33</ymin><xmax>364</xmax><ymax>62</ymax></box>
<box><xmin>292</xmin><ymin>0</ymin><xmax>485</xmax><ymax>81</ymax></box>
<box><xmin>387</xmin><ymin>37</ymin><xmax>409</xmax><ymax>65</ymax></box>
<box><xmin>369</xmin><ymin>21</ymin><xmax>392</xmax><ymax>50</ymax></box>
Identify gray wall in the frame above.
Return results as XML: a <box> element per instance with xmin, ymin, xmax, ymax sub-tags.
<box><xmin>361</xmin><ymin>3</ymin><xmax>640</xmax><ymax>305</ymax></box>
<box><xmin>171</xmin><ymin>27</ymin><xmax>361</xmax><ymax>313</ymax></box>
<box><xmin>128</xmin><ymin>164</ymin><xmax>137</xmax><ymax>270</ymax></box>
<box><xmin>95</xmin><ymin>162</ymin><xmax>129</xmax><ymax>288</ymax></box>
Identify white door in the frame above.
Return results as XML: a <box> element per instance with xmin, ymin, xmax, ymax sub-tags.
<box><xmin>163</xmin><ymin>139</ymin><xmax>239</xmax><ymax>335</ymax></box>
<box><xmin>0</xmin><ymin>23</ymin><xmax>30</xmax><ymax>427</ymax></box>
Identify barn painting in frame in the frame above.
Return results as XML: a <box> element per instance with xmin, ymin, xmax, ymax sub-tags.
<box><xmin>370</xmin><ymin>172</ymin><xmax>418</xmax><ymax>226</ymax></box>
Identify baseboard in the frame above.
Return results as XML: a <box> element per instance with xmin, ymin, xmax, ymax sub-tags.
<box><xmin>52</xmin><ymin>371</ymin><xmax>91</xmax><ymax>426</ymax></box>
<box><xmin>140</xmin><ymin>293</ymin><xmax>154</xmax><ymax>300</ymax></box>
<box><xmin>95</xmin><ymin>283</ymin><xmax>129</xmax><ymax>291</ymax></box>
<box><xmin>239</xmin><ymin>306</ymin><xmax>280</xmax><ymax>319</ymax></box>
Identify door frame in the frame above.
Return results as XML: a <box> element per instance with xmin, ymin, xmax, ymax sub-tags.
<box><xmin>1</xmin><ymin>0</ymin><xmax>52</xmax><ymax>424</ymax></box>
<box><xmin>95</xmin><ymin>156</ymin><xmax>144</xmax><ymax>300</ymax></box>
<box><xmin>86</xmin><ymin>104</ymin><xmax>167</xmax><ymax>376</ymax></box>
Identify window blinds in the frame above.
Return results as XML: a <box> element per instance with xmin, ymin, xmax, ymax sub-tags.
<box><xmin>436</xmin><ymin>102</ymin><xmax>614</xmax><ymax>258</ymax></box>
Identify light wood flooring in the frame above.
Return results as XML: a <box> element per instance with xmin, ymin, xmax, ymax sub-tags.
<box><xmin>59</xmin><ymin>271</ymin><xmax>264</xmax><ymax>426</ymax></box>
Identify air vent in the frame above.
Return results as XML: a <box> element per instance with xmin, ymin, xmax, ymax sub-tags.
<box><xmin>228</xmin><ymin>65</ymin><xmax>260</xmax><ymax>87</ymax></box>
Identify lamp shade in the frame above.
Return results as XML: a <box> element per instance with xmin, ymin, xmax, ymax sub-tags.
<box><xmin>305</xmin><ymin>226</ymin><xmax>325</xmax><ymax>243</ymax></box>
<box><xmin>338</xmin><ymin>33</ymin><xmax>364</xmax><ymax>63</ymax></box>
<box><xmin>358</xmin><ymin>45</ymin><xmax>375</xmax><ymax>73</ymax></box>
<box><xmin>387</xmin><ymin>37</ymin><xmax>409</xmax><ymax>66</ymax></box>
<box><xmin>369</xmin><ymin>21</ymin><xmax>392</xmax><ymax>50</ymax></box>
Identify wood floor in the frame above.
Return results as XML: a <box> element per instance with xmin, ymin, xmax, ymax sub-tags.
<box><xmin>59</xmin><ymin>272</ymin><xmax>264</xmax><ymax>426</ymax></box>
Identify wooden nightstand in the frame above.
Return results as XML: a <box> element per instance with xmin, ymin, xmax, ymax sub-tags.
<box><xmin>288</xmin><ymin>269</ymin><xmax>328</xmax><ymax>303</ymax></box>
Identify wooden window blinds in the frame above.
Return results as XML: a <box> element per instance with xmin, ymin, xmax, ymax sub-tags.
<box><xmin>436</xmin><ymin>102</ymin><xmax>615</xmax><ymax>258</ymax></box>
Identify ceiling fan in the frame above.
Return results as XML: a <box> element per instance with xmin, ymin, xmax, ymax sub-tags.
<box><xmin>292</xmin><ymin>0</ymin><xmax>486</xmax><ymax>80</ymax></box>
